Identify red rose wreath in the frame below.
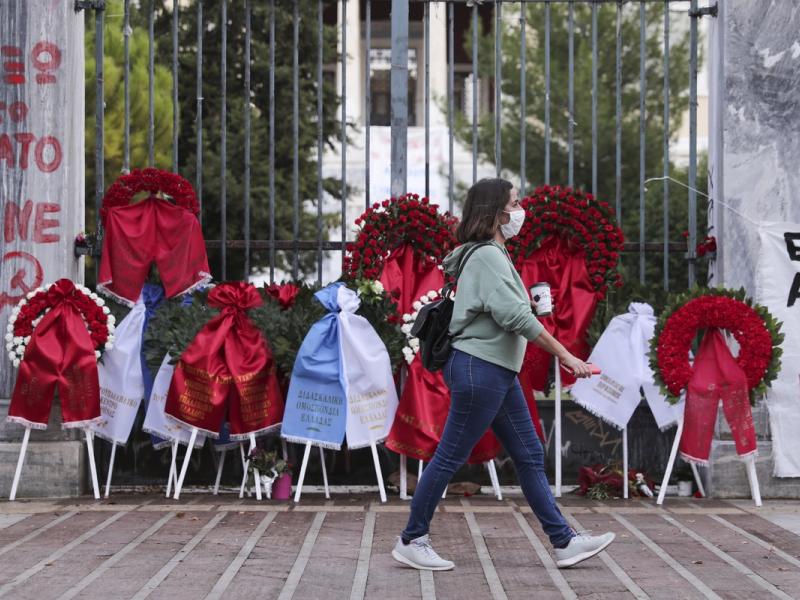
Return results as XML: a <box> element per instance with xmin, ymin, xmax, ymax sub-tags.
<box><xmin>98</xmin><ymin>168</ymin><xmax>211</xmax><ymax>306</ymax></box>
<box><xmin>649</xmin><ymin>287</ymin><xmax>783</xmax><ymax>464</ymax></box>
<box><xmin>345</xmin><ymin>194</ymin><xmax>500</xmax><ymax>463</ymax></box>
<box><xmin>506</xmin><ymin>185</ymin><xmax>625</xmax><ymax>394</ymax></box>
<box><xmin>5</xmin><ymin>279</ymin><xmax>115</xmax><ymax>430</ymax></box>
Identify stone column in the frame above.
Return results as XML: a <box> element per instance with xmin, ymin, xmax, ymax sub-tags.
<box><xmin>0</xmin><ymin>1</ymin><xmax>86</xmax><ymax>497</ymax></box>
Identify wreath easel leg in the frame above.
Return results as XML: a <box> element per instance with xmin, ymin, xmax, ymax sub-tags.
<box><xmin>84</xmin><ymin>429</ymin><xmax>100</xmax><ymax>500</ymax></box>
<box><xmin>8</xmin><ymin>426</ymin><xmax>31</xmax><ymax>501</ymax></box>
<box><xmin>293</xmin><ymin>441</ymin><xmax>313</xmax><ymax>503</ymax></box>
<box><xmin>657</xmin><ymin>416</ymin><xmax>685</xmax><ymax>506</ymax></box>
<box><xmin>213</xmin><ymin>448</ymin><xmax>227</xmax><ymax>496</ymax></box>
<box><xmin>485</xmin><ymin>460</ymin><xmax>502</xmax><ymax>501</ymax></box>
<box><xmin>104</xmin><ymin>441</ymin><xmax>117</xmax><ymax>498</ymax></box>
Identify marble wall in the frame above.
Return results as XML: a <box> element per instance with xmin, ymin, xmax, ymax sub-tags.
<box><xmin>713</xmin><ymin>0</ymin><xmax>800</xmax><ymax>480</ymax></box>
<box><xmin>718</xmin><ymin>0</ymin><xmax>800</xmax><ymax>291</ymax></box>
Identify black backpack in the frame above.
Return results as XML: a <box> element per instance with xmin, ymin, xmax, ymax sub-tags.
<box><xmin>410</xmin><ymin>242</ymin><xmax>490</xmax><ymax>372</ymax></box>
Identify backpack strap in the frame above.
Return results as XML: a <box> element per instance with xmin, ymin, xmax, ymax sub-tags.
<box><xmin>443</xmin><ymin>241</ymin><xmax>492</xmax><ymax>298</ymax></box>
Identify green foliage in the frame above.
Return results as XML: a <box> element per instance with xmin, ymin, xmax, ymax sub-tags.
<box><xmin>351</xmin><ymin>280</ymin><xmax>406</xmax><ymax>371</ymax></box>
<box><xmin>142</xmin><ymin>294</ymin><xmax>218</xmax><ymax>375</ymax></box>
<box><xmin>152</xmin><ymin>0</ymin><xmax>345</xmax><ymax>280</ymax></box>
<box><xmin>247</xmin><ymin>448</ymin><xmax>292</xmax><ymax>476</ymax></box>
<box><xmin>453</xmin><ymin>3</ymin><xmax>707</xmax><ymax>291</ymax></box>
<box><xmin>249</xmin><ymin>284</ymin><xmax>327</xmax><ymax>378</ymax></box>
<box><xmin>84</xmin><ymin>0</ymin><xmax>174</xmax><ymax>234</ymax></box>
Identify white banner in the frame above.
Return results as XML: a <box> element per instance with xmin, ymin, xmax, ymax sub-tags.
<box><xmin>0</xmin><ymin>2</ymin><xmax>84</xmax><ymax>399</ymax></box>
<box><xmin>337</xmin><ymin>287</ymin><xmax>399</xmax><ymax>449</ymax></box>
<box><xmin>91</xmin><ymin>298</ymin><xmax>146</xmax><ymax>445</ymax></box>
<box><xmin>143</xmin><ymin>355</ymin><xmax>206</xmax><ymax>449</ymax></box>
<box><xmin>571</xmin><ymin>303</ymin><xmax>682</xmax><ymax>431</ymax></box>
<box><xmin>756</xmin><ymin>222</ymin><xmax>800</xmax><ymax>477</ymax></box>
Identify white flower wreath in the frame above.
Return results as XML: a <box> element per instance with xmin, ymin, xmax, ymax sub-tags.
<box><xmin>4</xmin><ymin>284</ymin><xmax>116</xmax><ymax>368</ymax></box>
<box><xmin>400</xmin><ymin>288</ymin><xmax>443</xmax><ymax>365</ymax></box>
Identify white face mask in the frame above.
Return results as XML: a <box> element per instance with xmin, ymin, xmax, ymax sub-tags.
<box><xmin>500</xmin><ymin>209</ymin><xmax>525</xmax><ymax>239</ymax></box>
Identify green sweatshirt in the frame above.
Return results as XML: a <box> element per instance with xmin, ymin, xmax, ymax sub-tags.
<box><xmin>443</xmin><ymin>240</ymin><xmax>544</xmax><ymax>373</ymax></box>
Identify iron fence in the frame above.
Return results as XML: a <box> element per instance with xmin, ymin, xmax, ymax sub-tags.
<box><xmin>84</xmin><ymin>0</ymin><xmax>711</xmax><ymax>290</ymax></box>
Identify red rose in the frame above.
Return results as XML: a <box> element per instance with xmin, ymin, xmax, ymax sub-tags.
<box><xmin>266</xmin><ymin>283</ymin><xmax>300</xmax><ymax>310</ymax></box>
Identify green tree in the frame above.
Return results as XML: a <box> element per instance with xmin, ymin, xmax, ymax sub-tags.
<box><xmin>85</xmin><ymin>0</ymin><xmax>174</xmax><ymax>232</ymax></box>
<box><xmin>456</xmin><ymin>3</ymin><xmax>707</xmax><ymax>295</ymax></box>
<box><xmin>153</xmin><ymin>0</ymin><xmax>344</xmax><ymax>280</ymax></box>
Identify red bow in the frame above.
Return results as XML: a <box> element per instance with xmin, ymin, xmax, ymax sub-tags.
<box><xmin>99</xmin><ymin>196</ymin><xmax>210</xmax><ymax>305</ymax></box>
<box><xmin>8</xmin><ymin>279</ymin><xmax>100</xmax><ymax>430</ymax></box>
<box><xmin>679</xmin><ymin>329</ymin><xmax>756</xmax><ymax>464</ymax></box>
<box><xmin>164</xmin><ymin>282</ymin><xmax>283</xmax><ymax>439</ymax></box>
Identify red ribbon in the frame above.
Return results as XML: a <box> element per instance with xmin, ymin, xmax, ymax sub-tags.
<box><xmin>679</xmin><ymin>328</ymin><xmax>757</xmax><ymax>464</ymax></box>
<box><xmin>99</xmin><ymin>196</ymin><xmax>210</xmax><ymax>305</ymax></box>
<box><xmin>164</xmin><ymin>282</ymin><xmax>284</xmax><ymax>439</ymax></box>
<box><xmin>381</xmin><ymin>244</ymin><xmax>499</xmax><ymax>462</ymax></box>
<box><xmin>8</xmin><ymin>279</ymin><xmax>100</xmax><ymax>429</ymax></box>
<box><xmin>518</xmin><ymin>236</ymin><xmax>598</xmax><ymax>391</ymax></box>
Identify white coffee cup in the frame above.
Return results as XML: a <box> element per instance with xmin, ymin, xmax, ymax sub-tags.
<box><xmin>529</xmin><ymin>282</ymin><xmax>552</xmax><ymax>316</ymax></box>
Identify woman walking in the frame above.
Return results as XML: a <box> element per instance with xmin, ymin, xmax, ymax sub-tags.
<box><xmin>392</xmin><ymin>178</ymin><xmax>615</xmax><ymax>571</ymax></box>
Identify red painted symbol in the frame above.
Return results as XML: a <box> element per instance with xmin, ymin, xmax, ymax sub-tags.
<box><xmin>0</xmin><ymin>251</ymin><xmax>44</xmax><ymax>308</ymax></box>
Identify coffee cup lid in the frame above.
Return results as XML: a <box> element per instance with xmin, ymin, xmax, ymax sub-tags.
<box><xmin>530</xmin><ymin>282</ymin><xmax>550</xmax><ymax>287</ymax></box>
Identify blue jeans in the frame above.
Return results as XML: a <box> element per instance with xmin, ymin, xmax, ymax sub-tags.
<box><xmin>402</xmin><ymin>349</ymin><xmax>574</xmax><ymax>548</ymax></box>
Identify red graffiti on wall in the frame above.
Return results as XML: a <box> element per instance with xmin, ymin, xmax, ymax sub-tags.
<box><xmin>0</xmin><ymin>251</ymin><xmax>44</xmax><ymax>308</ymax></box>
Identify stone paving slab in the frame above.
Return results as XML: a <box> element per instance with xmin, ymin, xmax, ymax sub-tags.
<box><xmin>0</xmin><ymin>494</ymin><xmax>799</xmax><ymax>599</ymax></box>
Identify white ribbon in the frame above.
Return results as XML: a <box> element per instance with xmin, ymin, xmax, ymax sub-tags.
<box><xmin>571</xmin><ymin>302</ymin><xmax>682</xmax><ymax>431</ymax></box>
<box><xmin>337</xmin><ymin>286</ymin><xmax>400</xmax><ymax>449</ymax></box>
<box><xmin>143</xmin><ymin>354</ymin><xmax>207</xmax><ymax>448</ymax></box>
<box><xmin>90</xmin><ymin>297</ymin><xmax>146</xmax><ymax>445</ymax></box>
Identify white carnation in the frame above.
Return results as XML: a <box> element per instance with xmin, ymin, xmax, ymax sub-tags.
<box><xmin>105</xmin><ymin>342</ymin><xmax>114</xmax><ymax>351</ymax></box>
<box><xmin>402</xmin><ymin>347</ymin><xmax>415</xmax><ymax>364</ymax></box>
<box><xmin>95</xmin><ymin>351</ymin><xmax>101</xmax><ymax>359</ymax></box>
<box><xmin>12</xmin><ymin>358</ymin><xmax>19</xmax><ymax>368</ymax></box>
<box><xmin>23</xmin><ymin>336</ymin><xmax>30</xmax><ymax>344</ymax></box>
<box><xmin>427</xmin><ymin>290</ymin><xmax>437</xmax><ymax>299</ymax></box>
<box><xmin>15</xmin><ymin>345</ymin><xmax>24</xmax><ymax>356</ymax></box>
<box><xmin>8</xmin><ymin>351</ymin><xmax>16</xmax><ymax>361</ymax></box>
<box><xmin>26</xmin><ymin>291</ymin><xmax>36</xmax><ymax>300</ymax></box>
<box><xmin>371</xmin><ymin>280</ymin><xmax>384</xmax><ymax>294</ymax></box>
<box><xmin>89</xmin><ymin>293</ymin><xmax>98</xmax><ymax>300</ymax></box>
<box><xmin>6</xmin><ymin>324</ymin><xmax>14</xmax><ymax>333</ymax></box>
<box><xmin>4</xmin><ymin>333</ymin><xmax>12</xmax><ymax>342</ymax></box>
<box><xmin>102</xmin><ymin>306</ymin><xmax>110</xmax><ymax>314</ymax></box>
<box><xmin>18</xmin><ymin>299</ymin><xmax>27</xmax><ymax>308</ymax></box>
<box><xmin>409</xmin><ymin>338</ymin><xmax>420</xmax><ymax>350</ymax></box>
<box><xmin>107</xmin><ymin>315</ymin><xmax>116</xmax><ymax>325</ymax></box>
<box><xmin>402</xmin><ymin>314</ymin><xmax>413</xmax><ymax>323</ymax></box>
<box><xmin>412</xmin><ymin>301</ymin><xmax>422</xmax><ymax>311</ymax></box>
<box><xmin>13</xmin><ymin>336</ymin><xmax>22</xmax><ymax>345</ymax></box>
<box><xmin>96</xmin><ymin>298</ymin><xmax>105</xmax><ymax>306</ymax></box>
<box><xmin>400</xmin><ymin>324</ymin><xmax>412</xmax><ymax>335</ymax></box>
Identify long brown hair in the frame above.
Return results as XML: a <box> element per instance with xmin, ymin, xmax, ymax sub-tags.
<box><xmin>455</xmin><ymin>178</ymin><xmax>513</xmax><ymax>244</ymax></box>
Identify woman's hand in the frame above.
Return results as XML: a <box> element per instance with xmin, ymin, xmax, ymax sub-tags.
<box><xmin>560</xmin><ymin>354</ymin><xmax>592</xmax><ymax>378</ymax></box>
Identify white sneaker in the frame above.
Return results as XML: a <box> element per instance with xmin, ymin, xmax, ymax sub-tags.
<box><xmin>553</xmin><ymin>531</ymin><xmax>615</xmax><ymax>568</ymax></box>
<box><xmin>392</xmin><ymin>535</ymin><xmax>455</xmax><ymax>571</ymax></box>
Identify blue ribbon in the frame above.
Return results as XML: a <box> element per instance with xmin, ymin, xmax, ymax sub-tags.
<box><xmin>281</xmin><ymin>282</ymin><xmax>348</xmax><ymax>449</ymax></box>
<box><xmin>139</xmin><ymin>284</ymin><xmax>166</xmax><ymax>447</ymax></box>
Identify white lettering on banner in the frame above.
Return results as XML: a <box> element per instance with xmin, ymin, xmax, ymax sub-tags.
<box><xmin>756</xmin><ymin>223</ymin><xmax>800</xmax><ymax>477</ymax></box>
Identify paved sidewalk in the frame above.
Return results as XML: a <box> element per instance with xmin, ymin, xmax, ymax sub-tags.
<box><xmin>0</xmin><ymin>493</ymin><xmax>799</xmax><ymax>599</ymax></box>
